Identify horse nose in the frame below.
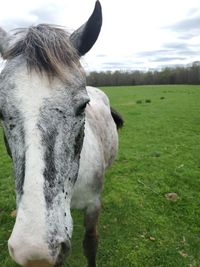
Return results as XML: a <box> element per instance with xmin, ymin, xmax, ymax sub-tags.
<box><xmin>8</xmin><ymin>238</ymin><xmax>53</xmax><ymax>266</ymax></box>
<box><xmin>8</xmin><ymin>237</ymin><xmax>70</xmax><ymax>266</ymax></box>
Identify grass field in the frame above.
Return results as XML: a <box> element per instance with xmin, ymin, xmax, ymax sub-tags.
<box><xmin>0</xmin><ymin>85</ymin><xmax>200</xmax><ymax>267</ymax></box>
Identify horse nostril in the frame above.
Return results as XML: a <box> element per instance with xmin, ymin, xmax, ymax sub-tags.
<box><xmin>62</xmin><ymin>241</ymin><xmax>70</xmax><ymax>250</ymax></box>
<box><xmin>60</xmin><ymin>240</ymin><xmax>71</xmax><ymax>255</ymax></box>
<box><xmin>55</xmin><ymin>241</ymin><xmax>71</xmax><ymax>267</ymax></box>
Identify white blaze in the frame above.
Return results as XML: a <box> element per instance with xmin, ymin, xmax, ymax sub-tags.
<box><xmin>8</xmin><ymin>70</ymin><xmax>57</xmax><ymax>265</ymax></box>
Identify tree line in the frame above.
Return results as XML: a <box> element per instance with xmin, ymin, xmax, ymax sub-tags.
<box><xmin>86</xmin><ymin>62</ymin><xmax>200</xmax><ymax>86</ymax></box>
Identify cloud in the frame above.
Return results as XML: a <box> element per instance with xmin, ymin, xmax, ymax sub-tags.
<box><xmin>186</xmin><ymin>8</ymin><xmax>200</xmax><ymax>17</ymax></box>
<box><xmin>136</xmin><ymin>50</ymin><xmax>170</xmax><ymax>58</ymax></box>
<box><xmin>96</xmin><ymin>54</ymin><xmax>107</xmax><ymax>58</ymax></box>
<box><xmin>134</xmin><ymin>40</ymin><xmax>200</xmax><ymax>65</ymax></box>
<box><xmin>1</xmin><ymin>18</ymin><xmax>35</xmax><ymax>30</ymax></box>
<box><xmin>99</xmin><ymin>59</ymin><xmax>146</xmax><ymax>71</ymax></box>
<box><xmin>151</xmin><ymin>56</ymin><xmax>187</xmax><ymax>63</ymax></box>
<box><xmin>163</xmin><ymin>42</ymin><xmax>200</xmax><ymax>57</ymax></box>
<box><xmin>29</xmin><ymin>3</ymin><xmax>63</xmax><ymax>24</ymax></box>
<box><xmin>102</xmin><ymin>62</ymin><xmax>132</xmax><ymax>70</ymax></box>
<box><xmin>84</xmin><ymin>58</ymin><xmax>146</xmax><ymax>72</ymax></box>
<box><xmin>165</xmin><ymin>14</ymin><xmax>200</xmax><ymax>39</ymax></box>
<box><xmin>171</xmin><ymin>16</ymin><xmax>200</xmax><ymax>31</ymax></box>
<box><xmin>163</xmin><ymin>42</ymin><xmax>188</xmax><ymax>50</ymax></box>
<box><xmin>0</xmin><ymin>2</ymin><xmax>63</xmax><ymax>30</ymax></box>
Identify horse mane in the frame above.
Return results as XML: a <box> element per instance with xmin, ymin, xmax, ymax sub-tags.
<box><xmin>3</xmin><ymin>24</ymin><xmax>80</xmax><ymax>81</ymax></box>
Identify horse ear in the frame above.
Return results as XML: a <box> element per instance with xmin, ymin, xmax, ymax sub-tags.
<box><xmin>70</xmin><ymin>0</ymin><xmax>102</xmax><ymax>56</ymax></box>
<box><xmin>0</xmin><ymin>27</ymin><xmax>8</xmax><ymax>57</ymax></box>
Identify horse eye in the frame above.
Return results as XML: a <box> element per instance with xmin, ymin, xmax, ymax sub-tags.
<box><xmin>76</xmin><ymin>100</ymin><xmax>89</xmax><ymax>116</ymax></box>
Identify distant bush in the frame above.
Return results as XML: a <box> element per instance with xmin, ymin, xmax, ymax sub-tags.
<box><xmin>145</xmin><ymin>99</ymin><xmax>151</xmax><ymax>103</ymax></box>
<box><xmin>136</xmin><ymin>100</ymin><xmax>142</xmax><ymax>104</ymax></box>
<box><xmin>86</xmin><ymin>61</ymin><xmax>200</xmax><ymax>86</ymax></box>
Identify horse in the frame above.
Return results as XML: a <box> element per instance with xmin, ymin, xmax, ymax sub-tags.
<box><xmin>0</xmin><ymin>1</ymin><xmax>123</xmax><ymax>267</ymax></box>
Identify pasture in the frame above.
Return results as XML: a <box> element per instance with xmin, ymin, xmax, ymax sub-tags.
<box><xmin>0</xmin><ymin>84</ymin><xmax>200</xmax><ymax>267</ymax></box>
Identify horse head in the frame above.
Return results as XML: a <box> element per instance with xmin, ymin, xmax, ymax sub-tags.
<box><xmin>0</xmin><ymin>2</ymin><xmax>102</xmax><ymax>266</ymax></box>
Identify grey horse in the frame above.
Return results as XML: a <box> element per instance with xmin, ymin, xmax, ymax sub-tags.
<box><xmin>0</xmin><ymin>1</ymin><xmax>123</xmax><ymax>267</ymax></box>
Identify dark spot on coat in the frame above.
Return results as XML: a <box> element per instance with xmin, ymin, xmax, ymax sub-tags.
<box><xmin>10</xmin><ymin>124</ymin><xmax>16</xmax><ymax>130</ymax></box>
<box><xmin>40</xmin><ymin>126</ymin><xmax>58</xmax><ymax>207</ymax></box>
<box><xmin>74</xmin><ymin>125</ymin><xmax>85</xmax><ymax>155</ymax></box>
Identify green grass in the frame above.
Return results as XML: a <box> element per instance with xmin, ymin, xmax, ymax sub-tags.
<box><xmin>1</xmin><ymin>85</ymin><xmax>200</xmax><ymax>266</ymax></box>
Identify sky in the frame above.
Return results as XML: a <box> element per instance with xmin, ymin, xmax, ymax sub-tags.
<box><xmin>1</xmin><ymin>0</ymin><xmax>200</xmax><ymax>72</ymax></box>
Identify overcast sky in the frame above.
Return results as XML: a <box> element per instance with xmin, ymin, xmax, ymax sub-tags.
<box><xmin>1</xmin><ymin>0</ymin><xmax>200</xmax><ymax>72</ymax></box>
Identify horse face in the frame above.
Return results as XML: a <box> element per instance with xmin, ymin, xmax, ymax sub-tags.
<box><xmin>0</xmin><ymin>64</ymin><xmax>89</xmax><ymax>266</ymax></box>
<box><xmin>0</xmin><ymin>2</ymin><xmax>102</xmax><ymax>266</ymax></box>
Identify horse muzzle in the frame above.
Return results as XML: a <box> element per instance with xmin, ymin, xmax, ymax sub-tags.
<box><xmin>8</xmin><ymin>237</ymin><xmax>70</xmax><ymax>267</ymax></box>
